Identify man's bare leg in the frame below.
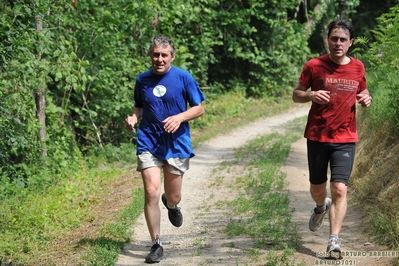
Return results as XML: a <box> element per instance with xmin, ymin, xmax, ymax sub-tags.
<box><xmin>162</xmin><ymin>168</ymin><xmax>184</xmax><ymax>227</ymax></box>
<box><xmin>163</xmin><ymin>168</ymin><xmax>183</xmax><ymax>206</ymax></box>
<box><xmin>142</xmin><ymin>166</ymin><xmax>162</xmax><ymax>241</ymax></box>
<box><xmin>329</xmin><ymin>181</ymin><xmax>348</xmax><ymax>236</ymax></box>
<box><xmin>310</xmin><ymin>182</ymin><xmax>328</xmax><ymax>207</ymax></box>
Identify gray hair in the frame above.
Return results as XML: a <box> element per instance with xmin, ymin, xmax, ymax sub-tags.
<box><xmin>148</xmin><ymin>35</ymin><xmax>176</xmax><ymax>56</ymax></box>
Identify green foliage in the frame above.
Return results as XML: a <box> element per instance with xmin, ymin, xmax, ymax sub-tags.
<box><xmin>2</xmin><ymin>0</ymin><xmax>369</xmax><ymax>187</ymax></box>
<box><xmin>64</xmin><ymin>1</ymin><xmax>154</xmax><ymax>149</ymax></box>
<box><xmin>0</xmin><ymin>1</ymin><xmax>88</xmax><ymax>191</ymax></box>
<box><xmin>354</xmin><ymin>4</ymin><xmax>399</xmax><ymax>133</ymax></box>
<box><xmin>201</xmin><ymin>1</ymin><xmax>312</xmax><ymax>97</ymax></box>
<box><xmin>353</xmin><ymin>0</ymin><xmax>395</xmax><ymax>43</ymax></box>
<box><xmin>0</xmin><ymin>71</ymin><xmax>42</xmax><ymax>190</ymax></box>
<box><xmin>89</xmin><ymin>143</ymin><xmax>137</xmax><ymax>165</ymax></box>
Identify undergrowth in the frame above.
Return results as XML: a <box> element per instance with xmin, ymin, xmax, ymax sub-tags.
<box><xmin>352</xmin><ymin>115</ymin><xmax>399</xmax><ymax>264</ymax></box>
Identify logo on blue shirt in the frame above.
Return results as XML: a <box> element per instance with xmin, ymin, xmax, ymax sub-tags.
<box><xmin>153</xmin><ymin>85</ymin><xmax>167</xmax><ymax>97</ymax></box>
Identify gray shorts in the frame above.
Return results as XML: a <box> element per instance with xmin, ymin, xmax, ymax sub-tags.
<box><xmin>137</xmin><ymin>152</ymin><xmax>190</xmax><ymax>176</ymax></box>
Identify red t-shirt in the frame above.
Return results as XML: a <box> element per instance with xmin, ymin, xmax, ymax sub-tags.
<box><xmin>299</xmin><ymin>54</ymin><xmax>367</xmax><ymax>143</ymax></box>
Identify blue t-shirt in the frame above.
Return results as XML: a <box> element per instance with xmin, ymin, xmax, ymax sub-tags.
<box><xmin>134</xmin><ymin>66</ymin><xmax>205</xmax><ymax>160</ymax></box>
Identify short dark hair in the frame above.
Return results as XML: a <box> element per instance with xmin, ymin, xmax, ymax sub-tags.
<box><xmin>327</xmin><ymin>19</ymin><xmax>355</xmax><ymax>40</ymax></box>
<box><xmin>148</xmin><ymin>35</ymin><xmax>176</xmax><ymax>56</ymax></box>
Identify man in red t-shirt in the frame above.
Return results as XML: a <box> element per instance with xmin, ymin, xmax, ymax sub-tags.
<box><xmin>292</xmin><ymin>19</ymin><xmax>372</xmax><ymax>258</ymax></box>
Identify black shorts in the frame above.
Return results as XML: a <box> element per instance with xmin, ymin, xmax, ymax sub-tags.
<box><xmin>307</xmin><ymin>139</ymin><xmax>356</xmax><ymax>185</ymax></box>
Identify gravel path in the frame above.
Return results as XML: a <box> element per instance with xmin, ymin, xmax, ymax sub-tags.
<box><xmin>116</xmin><ymin>104</ymin><xmax>395</xmax><ymax>266</ymax></box>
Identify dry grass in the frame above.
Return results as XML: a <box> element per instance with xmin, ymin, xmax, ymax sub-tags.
<box><xmin>351</xmin><ymin>116</ymin><xmax>399</xmax><ymax>260</ymax></box>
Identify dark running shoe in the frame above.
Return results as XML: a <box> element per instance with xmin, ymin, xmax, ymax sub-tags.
<box><xmin>162</xmin><ymin>193</ymin><xmax>183</xmax><ymax>227</ymax></box>
<box><xmin>145</xmin><ymin>243</ymin><xmax>163</xmax><ymax>263</ymax></box>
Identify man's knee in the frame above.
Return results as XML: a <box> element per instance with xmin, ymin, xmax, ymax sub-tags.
<box><xmin>143</xmin><ymin>179</ymin><xmax>161</xmax><ymax>203</ymax></box>
<box><xmin>165</xmin><ymin>192</ymin><xmax>181</xmax><ymax>206</ymax></box>
<box><xmin>330</xmin><ymin>182</ymin><xmax>347</xmax><ymax>198</ymax></box>
<box><xmin>310</xmin><ymin>182</ymin><xmax>327</xmax><ymax>195</ymax></box>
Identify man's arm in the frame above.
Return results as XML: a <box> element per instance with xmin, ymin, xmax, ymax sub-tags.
<box><xmin>125</xmin><ymin>107</ymin><xmax>143</xmax><ymax>132</ymax></box>
<box><xmin>163</xmin><ymin>104</ymin><xmax>204</xmax><ymax>133</ymax></box>
<box><xmin>292</xmin><ymin>83</ymin><xmax>313</xmax><ymax>103</ymax></box>
<box><xmin>292</xmin><ymin>83</ymin><xmax>331</xmax><ymax>105</ymax></box>
<box><xmin>178</xmin><ymin>104</ymin><xmax>205</xmax><ymax>122</ymax></box>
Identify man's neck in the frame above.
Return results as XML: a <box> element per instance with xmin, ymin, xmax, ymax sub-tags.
<box><xmin>329</xmin><ymin>55</ymin><xmax>350</xmax><ymax>65</ymax></box>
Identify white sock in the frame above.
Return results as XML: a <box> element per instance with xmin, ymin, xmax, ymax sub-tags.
<box><xmin>329</xmin><ymin>234</ymin><xmax>338</xmax><ymax>241</ymax></box>
<box><xmin>155</xmin><ymin>236</ymin><xmax>162</xmax><ymax>246</ymax></box>
<box><xmin>167</xmin><ymin>203</ymin><xmax>176</xmax><ymax>209</ymax></box>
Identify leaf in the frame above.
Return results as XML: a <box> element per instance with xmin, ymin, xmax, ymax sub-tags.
<box><xmin>55</xmin><ymin>72</ymin><xmax>62</xmax><ymax>81</ymax></box>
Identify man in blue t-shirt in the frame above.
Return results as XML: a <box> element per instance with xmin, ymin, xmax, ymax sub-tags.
<box><xmin>125</xmin><ymin>35</ymin><xmax>205</xmax><ymax>263</ymax></box>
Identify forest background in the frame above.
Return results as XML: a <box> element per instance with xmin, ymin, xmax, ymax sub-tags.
<box><xmin>1</xmin><ymin>0</ymin><xmax>399</xmax><ymax>265</ymax></box>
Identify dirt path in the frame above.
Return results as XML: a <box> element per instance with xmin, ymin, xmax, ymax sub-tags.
<box><xmin>283</xmin><ymin>139</ymin><xmax>394</xmax><ymax>265</ymax></box>
<box><xmin>116</xmin><ymin>104</ymin><xmax>395</xmax><ymax>266</ymax></box>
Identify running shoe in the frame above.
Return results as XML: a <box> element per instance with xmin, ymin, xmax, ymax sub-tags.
<box><xmin>326</xmin><ymin>237</ymin><xmax>343</xmax><ymax>260</ymax></box>
<box><xmin>145</xmin><ymin>243</ymin><xmax>163</xmax><ymax>263</ymax></box>
<box><xmin>162</xmin><ymin>193</ymin><xmax>183</xmax><ymax>227</ymax></box>
<box><xmin>309</xmin><ymin>197</ymin><xmax>332</xmax><ymax>231</ymax></box>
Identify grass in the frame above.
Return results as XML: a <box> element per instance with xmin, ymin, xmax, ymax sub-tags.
<box><xmin>80</xmin><ymin>189</ymin><xmax>145</xmax><ymax>265</ymax></box>
<box><xmin>348</xmin><ymin>66</ymin><xmax>399</xmax><ymax>265</ymax></box>
<box><xmin>0</xmin><ymin>165</ymin><xmax>129</xmax><ymax>264</ymax></box>
<box><xmin>351</xmin><ymin>110</ymin><xmax>399</xmax><ymax>265</ymax></box>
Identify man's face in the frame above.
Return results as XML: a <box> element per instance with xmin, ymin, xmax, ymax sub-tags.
<box><xmin>328</xmin><ymin>28</ymin><xmax>353</xmax><ymax>60</ymax></box>
<box><xmin>150</xmin><ymin>45</ymin><xmax>175</xmax><ymax>75</ymax></box>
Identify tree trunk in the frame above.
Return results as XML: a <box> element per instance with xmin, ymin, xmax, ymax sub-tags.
<box><xmin>35</xmin><ymin>14</ymin><xmax>47</xmax><ymax>157</ymax></box>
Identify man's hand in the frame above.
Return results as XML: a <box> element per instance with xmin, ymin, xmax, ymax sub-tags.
<box><xmin>356</xmin><ymin>94</ymin><xmax>372</xmax><ymax>108</ymax></box>
<box><xmin>311</xmin><ymin>90</ymin><xmax>331</xmax><ymax>105</ymax></box>
<box><xmin>125</xmin><ymin>116</ymin><xmax>136</xmax><ymax>132</ymax></box>
<box><xmin>163</xmin><ymin>115</ymin><xmax>182</xmax><ymax>133</ymax></box>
